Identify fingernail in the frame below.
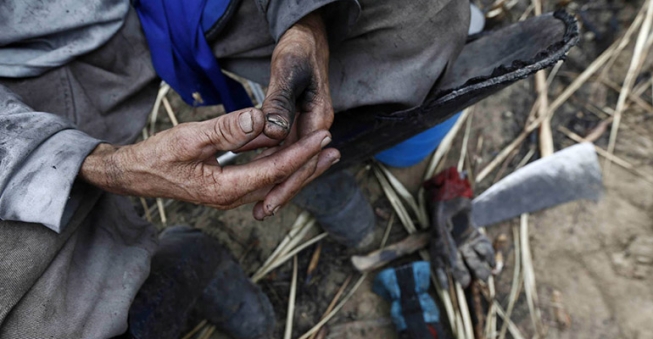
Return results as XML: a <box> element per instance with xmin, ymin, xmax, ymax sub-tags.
<box><xmin>267</xmin><ymin>114</ymin><xmax>288</xmax><ymax>129</ymax></box>
<box><xmin>239</xmin><ymin>110</ymin><xmax>253</xmax><ymax>133</ymax></box>
<box><xmin>321</xmin><ymin>136</ymin><xmax>332</xmax><ymax>148</ymax></box>
<box><xmin>331</xmin><ymin>157</ymin><xmax>340</xmax><ymax>165</ymax></box>
<box><xmin>271</xmin><ymin>206</ymin><xmax>280</xmax><ymax>215</ymax></box>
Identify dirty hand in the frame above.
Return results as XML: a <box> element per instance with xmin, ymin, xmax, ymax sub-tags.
<box><xmin>79</xmin><ymin>107</ymin><xmax>339</xmax><ymax>216</ymax></box>
<box><xmin>262</xmin><ymin>11</ymin><xmax>332</xmax><ymax>141</ymax></box>
<box><xmin>246</xmin><ymin>10</ymin><xmax>335</xmax><ymax>219</ymax></box>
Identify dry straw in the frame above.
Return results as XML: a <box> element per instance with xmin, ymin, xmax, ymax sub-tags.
<box><xmin>606</xmin><ymin>0</ymin><xmax>653</xmax><ymax>172</ymax></box>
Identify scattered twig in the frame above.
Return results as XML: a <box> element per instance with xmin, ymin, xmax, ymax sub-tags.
<box><xmin>606</xmin><ymin>0</ymin><xmax>653</xmax><ymax>173</ymax></box>
<box><xmin>485</xmin><ymin>277</ymin><xmax>497</xmax><ymax>339</ymax></box>
<box><xmin>162</xmin><ymin>96</ymin><xmax>179</xmax><ymax>126</ymax></box>
<box><xmin>149</xmin><ymin>84</ymin><xmax>170</xmax><ymax>136</ymax></box>
<box><xmin>521</xmin><ymin>214</ymin><xmax>545</xmax><ymax>336</ymax></box>
<box><xmin>297</xmin><ymin>274</ymin><xmax>368</xmax><ymax>339</ymax></box>
<box><xmin>532</xmin><ymin>0</ymin><xmax>554</xmax><ymax>158</ymax></box>
<box><xmin>181</xmin><ymin>319</ymin><xmax>207</xmax><ymax>339</ymax></box>
<box><xmin>492</xmin><ymin>148</ymin><xmax>520</xmax><ymax>184</ymax></box>
<box><xmin>456</xmin><ymin>282</ymin><xmax>475</xmax><ymax>339</ymax></box>
<box><xmin>424</xmin><ymin>108</ymin><xmax>474</xmax><ymax>181</ymax></box>
<box><xmin>548</xmin><ymin>8</ymin><xmax>645</xmax><ymax>117</ymax></box>
<box><xmin>377</xmin><ymin>163</ymin><xmax>428</xmax><ymax>228</ymax></box>
<box><xmin>257</xmin><ymin>212</ymin><xmax>311</xmax><ymax>273</ymax></box>
<box><xmin>597</xmin><ymin>5</ymin><xmax>647</xmax><ymax>84</ymax></box>
<box><xmin>495</xmin><ymin>301</ymin><xmax>527</xmax><ymax>339</ymax></box>
<box><xmin>601</xmin><ymin>78</ymin><xmax>653</xmax><ymax>114</ymax></box>
<box><xmin>306</xmin><ymin>242</ymin><xmax>323</xmax><ymax>283</ymax></box>
<box><xmin>140</xmin><ymin>197</ymin><xmax>152</xmax><ymax>223</ymax></box>
<box><xmin>458</xmin><ymin>112</ymin><xmax>474</xmax><ymax>172</ymax></box>
<box><xmin>476</xmin><ymin>129</ymin><xmax>530</xmax><ymax>183</ymax></box>
<box><xmin>518</xmin><ymin>3</ymin><xmax>534</xmax><ymax>21</ymax></box>
<box><xmin>498</xmin><ymin>224</ymin><xmax>523</xmax><ymax>339</ymax></box>
<box><xmin>284</xmin><ymin>256</ymin><xmax>298</xmax><ymax>339</ymax></box>
<box><xmin>584</xmin><ymin>116</ymin><xmax>614</xmax><ymax>143</ymax></box>
<box><xmin>546</xmin><ymin>60</ymin><xmax>564</xmax><ymax>86</ymax></box>
<box><xmin>315</xmin><ymin>327</ymin><xmax>327</xmax><ymax>339</ymax></box>
<box><xmin>156</xmin><ymin>198</ymin><xmax>167</xmax><ymax>226</ymax></box>
<box><xmin>307</xmin><ymin>276</ymin><xmax>353</xmax><ymax>339</ymax></box>
<box><xmin>254</xmin><ymin>233</ymin><xmax>328</xmax><ymax>283</ymax></box>
<box><xmin>471</xmin><ymin>282</ymin><xmax>486</xmax><ymax>339</ymax></box>
<box><xmin>464</xmin><ymin>144</ymin><xmax>476</xmax><ymax>188</ymax></box>
<box><xmin>558</xmin><ymin>126</ymin><xmax>653</xmax><ymax>185</ymax></box>
<box><xmin>551</xmin><ymin>290</ymin><xmax>572</xmax><ymax>329</ymax></box>
<box><xmin>380</xmin><ymin>213</ymin><xmax>395</xmax><ymax>249</ymax></box>
<box><xmin>515</xmin><ymin>147</ymin><xmax>535</xmax><ymax>170</ymax></box>
<box><xmin>197</xmin><ymin>325</ymin><xmax>215</xmax><ymax>339</ymax></box>
<box><xmin>374</xmin><ymin>166</ymin><xmax>417</xmax><ymax>233</ymax></box>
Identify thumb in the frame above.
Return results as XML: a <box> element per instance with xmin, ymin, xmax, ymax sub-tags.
<box><xmin>262</xmin><ymin>60</ymin><xmax>312</xmax><ymax>140</ymax></box>
<box><xmin>202</xmin><ymin>108</ymin><xmax>266</xmax><ymax>151</ymax></box>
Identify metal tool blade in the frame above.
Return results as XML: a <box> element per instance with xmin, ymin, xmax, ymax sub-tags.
<box><xmin>472</xmin><ymin>142</ymin><xmax>603</xmax><ymax>227</ymax></box>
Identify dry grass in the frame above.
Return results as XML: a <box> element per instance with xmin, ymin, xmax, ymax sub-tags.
<box><xmin>284</xmin><ymin>256</ymin><xmax>299</xmax><ymax>339</ymax></box>
<box><xmin>606</xmin><ymin>0</ymin><xmax>653</xmax><ymax>172</ymax></box>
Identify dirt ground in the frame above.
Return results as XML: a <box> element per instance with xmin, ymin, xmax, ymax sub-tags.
<box><xmin>146</xmin><ymin>0</ymin><xmax>653</xmax><ymax>338</ymax></box>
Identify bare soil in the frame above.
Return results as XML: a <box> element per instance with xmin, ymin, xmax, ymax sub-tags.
<box><xmin>145</xmin><ymin>0</ymin><xmax>653</xmax><ymax>337</ymax></box>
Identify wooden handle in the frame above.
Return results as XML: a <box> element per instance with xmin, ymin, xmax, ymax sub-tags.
<box><xmin>351</xmin><ymin>232</ymin><xmax>431</xmax><ymax>272</ymax></box>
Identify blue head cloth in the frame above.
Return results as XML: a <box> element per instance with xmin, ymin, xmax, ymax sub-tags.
<box><xmin>372</xmin><ymin>261</ymin><xmax>440</xmax><ymax>332</ymax></box>
<box><xmin>135</xmin><ymin>0</ymin><xmax>253</xmax><ymax>112</ymax></box>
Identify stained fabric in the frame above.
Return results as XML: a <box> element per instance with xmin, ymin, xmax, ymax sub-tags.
<box><xmin>134</xmin><ymin>0</ymin><xmax>252</xmax><ymax>110</ymax></box>
<box><xmin>0</xmin><ymin>0</ymin><xmax>129</xmax><ymax>78</ymax></box>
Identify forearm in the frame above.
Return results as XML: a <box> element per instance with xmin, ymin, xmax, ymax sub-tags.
<box><xmin>78</xmin><ymin>143</ymin><xmax>127</xmax><ymax>195</ymax></box>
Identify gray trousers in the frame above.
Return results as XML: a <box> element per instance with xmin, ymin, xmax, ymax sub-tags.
<box><xmin>0</xmin><ymin>1</ymin><xmax>469</xmax><ymax>337</ymax></box>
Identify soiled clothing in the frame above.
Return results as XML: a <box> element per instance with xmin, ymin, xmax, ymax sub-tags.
<box><xmin>0</xmin><ymin>0</ymin><xmax>469</xmax><ymax>337</ymax></box>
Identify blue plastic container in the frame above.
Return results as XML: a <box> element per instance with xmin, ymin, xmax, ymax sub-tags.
<box><xmin>375</xmin><ymin>112</ymin><xmax>462</xmax><ymax>168</ymax></box>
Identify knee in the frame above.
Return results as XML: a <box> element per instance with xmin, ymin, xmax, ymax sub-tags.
<box><xmin>328</xmin><ymin>0</ymin><xmax>471</xmax><ymax>110</ymax></box>
<box><xmin>386</xmin><ymin>0</ymin><xmax>471</xmax><ymax>105</ymax></box>
<box><xmin>388</xmin><ymin>0</ymin><xmax>470</xmax><ymax>59</ymax></box>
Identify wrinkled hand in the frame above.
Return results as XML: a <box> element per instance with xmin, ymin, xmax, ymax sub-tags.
<box><xmin>242</xmin><ymin>11</ymin><xmax>334</xmax><ymax>219</ymax></box>
<box><xmin>79</xmin><ymin>108</ymin><xmax>339</xmax><ymax>217</ymax></box>
<box><xmin>262</xmin><ymin>11</ymin><xmax>332</xmax><ymax>141</ymax></box>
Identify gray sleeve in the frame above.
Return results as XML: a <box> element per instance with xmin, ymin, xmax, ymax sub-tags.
<box><xmin>255</xmin><ymin>0</ymin><xmax>361</xmax><ymax>42</ymax></box>
<box><xmin>0</xmin><ymin>85</ymin><xmax>101</xmax><ymax>233</ymax></box>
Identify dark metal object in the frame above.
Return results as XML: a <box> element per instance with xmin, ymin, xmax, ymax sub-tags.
<box><xmin>472</xmin><ymin>142</ymin><xmax>603</xmax><ymax>228</ymax></box>
<box><xmin>329</xmin><ymin>11</ymin><xmax>579</xmax><ymax>171</ymax></box>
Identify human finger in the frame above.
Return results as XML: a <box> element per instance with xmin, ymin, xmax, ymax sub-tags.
<box><xmin>220</xmin><ymin>129</ymin><xmax>331</xmax><ymax>200</ymax></box>
<box><xmin>198</xmin><ymin>107</ymin><xmax>266</xmax><ymax>152</ymax></box>
<box><xmin>234</xmin><ymin>113</ymin><xmax>300</xmax><ymax>152</ymax></box>
<box><xmin>261</xmin><ymin>53</ymin><xmax>312</xmax><ymax>140</ymax></box>
<box><xmin>252</xmin><ymin>147</ymin><xmax>339</xmax><ymax>220</ymax></box>
<box><xmin>252</xmin><ymin>153</ymin><xmax>319</xmax><ymax>219</ymax></box>
<box><xmin>209</xmin><ymin>185</ymin><xmax>274</xmax><ymax>210</ymax></box>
